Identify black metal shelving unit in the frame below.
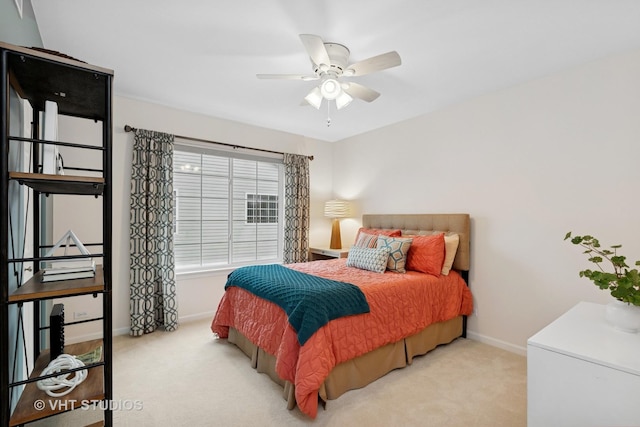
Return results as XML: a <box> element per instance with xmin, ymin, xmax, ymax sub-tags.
<box><xmin>1</xmin><ymin>41</ymin><xmax>113</xmax><ymax>426</ymax></box>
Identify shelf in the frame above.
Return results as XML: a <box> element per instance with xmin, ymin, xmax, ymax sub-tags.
<box><xmin>9</xmin><ymin>340</ymin><xmax>104</xmax><ymax>426</ymax></box>
<box><xmin>9</xmin><ymin>265</ymin><xmax>105</xmax><ymax>303</ymax></box>
<box><xmin>9</xmin><ymin>172</ymin><xmax>104</xmax><ymax>196</ymax></box>
<box><xmin>2</xmin><ymin>41</ymin><xmax>113</xmax><ymax>427</ymax></box>
<box><xmin>3</xmin><ymin>41</ymin><xmax>113</xmax><ymax>121</ymax></box>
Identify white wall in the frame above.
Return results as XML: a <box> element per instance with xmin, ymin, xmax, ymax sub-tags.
<box><xmin>0</xmin><ymin>0</ymin><xmax>42</xmax><ymax>47</ymax></box>
<box><xmin>55</xmin><ymin>95</ymin><xmax>333</xmax><ymax>339</ymax></box>
<box><xmin>53</xmin><ymin>45</ymin><xmax>640</xmax><ymax>354</ymax></box>
<box><xmin>332</xmin><ymin>48</ymin><xmax>640</xmax><ymax>354</ymax></box>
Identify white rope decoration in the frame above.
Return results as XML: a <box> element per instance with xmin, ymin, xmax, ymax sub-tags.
<box><xmin>36</xmin><ymin>354</ymin><xmax>87</xmax><ymax>397</ymax></box>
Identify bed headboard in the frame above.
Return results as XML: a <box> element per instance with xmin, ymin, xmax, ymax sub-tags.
<box><xmin>362</xmin><ymin>214</ymin><xmax>470</xmax><ymax>272</ymax></box>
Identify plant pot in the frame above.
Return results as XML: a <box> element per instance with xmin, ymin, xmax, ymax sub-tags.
<box><xmin>605</xmin><ymin>300</ymin><xmax>640</xmax><ymax>333</ymax></box>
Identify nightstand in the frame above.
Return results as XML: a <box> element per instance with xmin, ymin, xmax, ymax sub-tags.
<box><xmin>308</xmin><ymin>247</ymin><xmax>349</xmax><ymax>261</ymax></box>
<box><xmin>527</xmin><ymin>301</ymin><xmax>640</xmax><ymax>427</ymax></box>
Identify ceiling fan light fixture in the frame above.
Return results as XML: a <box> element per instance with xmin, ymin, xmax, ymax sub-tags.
<box><xmin>335</xmin><ymin>91</ymin><xmax>353</xmax><ymax>110</ymax></box>
<box><xmin>257</xmin><ymin>34</ymin><xmax>401</xmax><ymax>120</ymax></box>
<box><xmin>304</xmin><ymin>86</ymin><xmax>323</xmax><ymax>109</ymax></box>
<box><xmin>320</xmin><ymin>78</ymin><xmax>341</xmax><ymax>100</ymax></box>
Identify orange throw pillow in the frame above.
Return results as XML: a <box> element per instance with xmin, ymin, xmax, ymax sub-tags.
<box><xmin>354</xmin><ymin>228</ymin><xmax>401</xmax><ymax>245</ymax></box>
<box><xmin>405</xmin><ymin>233</ymin><xmax>445</xmax><ymax>276</ymax></box>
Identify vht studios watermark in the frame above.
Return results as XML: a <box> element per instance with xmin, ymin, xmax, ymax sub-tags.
<box><xmin>34</xmin><ymin>399</ymin><xmax>143</xmax><ymax>412</ymax></box>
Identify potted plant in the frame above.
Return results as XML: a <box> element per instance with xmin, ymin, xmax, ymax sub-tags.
<box><xmin>565</xmin><ymin>232</ymin><xmax>640</xmax><ymax>332</ymax></box>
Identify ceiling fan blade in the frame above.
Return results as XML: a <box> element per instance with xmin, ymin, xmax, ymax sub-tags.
<box><xmin>299</xmin><ymin>34</ymin><xmax>331</xmax><ymax>67</ymax></box>
<box><xmin>342</xmin><ymin>82</ymin><xmax>380</xmax><ymax>102</ymax></box>
<box><xmin>345</xmin><ymin>51</ymin><xmax>401</xmax><ymax>76</ymax></box>
<box><xmin>256</xmin><ymin>74</ymin><xmax>318</xmax><ymax>81</ymax></box>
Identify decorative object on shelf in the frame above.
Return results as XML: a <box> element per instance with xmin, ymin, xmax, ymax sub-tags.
<box><xmin>75</xmin><ymin>345</ymin><xmax>103</xmax><ymax>365</ymax></box>
<box><xmin>324</xmin><ymin>200</ymin><xmax>351</xmax><ymax>249</ymax></box>
<box><xmin>49</xmin><ymin>304</ymin><xmax>65</xmax><ymax>362</ymax></box>
<box><xmin>29</xmin><ymin>46</ymin><xmax>86</xmax><ymax>63</ymax></box>
<box><xmin>36</xmin><ymin>354</ymin><xmax>87</xmax><ymax>397</ymax></box>
<box><xmin>41</xmin><ymin>100</ymin><xmax>64</xmax><ymax>175</ymax></box>
<box><xmin>42</xmin><ymin>230</ymin><xmax>95</xmax><ymax>282</ymax></box>
<box><xmin>565</xmin><ymin>232</ymin><xmax>640</xmax><ymax>332</ymax></box>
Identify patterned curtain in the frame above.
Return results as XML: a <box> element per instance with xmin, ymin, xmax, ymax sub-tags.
<box><xmin>129</xmin><ymin>129</ymin><xmax>178</xmax><ymax>336</ymax></box>
<box><xmin>283</xmin><ymin>153</ymin><xmax>310</xmax><ymax>263</ymax></box>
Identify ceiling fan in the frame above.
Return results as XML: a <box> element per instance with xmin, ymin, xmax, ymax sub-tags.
<box><xmin>257</xmin><ymin>34</ymin><xmax>401</xmax><ymax>112</ymax></box>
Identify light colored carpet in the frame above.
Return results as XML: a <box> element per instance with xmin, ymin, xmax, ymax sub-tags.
<box><xmin>31</xmin><ymin>319</ymin><xmax>526</xmax><ymax>426</ymax></box>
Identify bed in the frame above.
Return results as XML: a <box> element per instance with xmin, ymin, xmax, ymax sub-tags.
<box><xmin>211</xmin><ymin>213</ymin><xmax>472</xmax><ymax>418</ymax></box>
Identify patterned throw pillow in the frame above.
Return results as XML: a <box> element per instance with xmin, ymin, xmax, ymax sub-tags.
<box><xmin>346</xmin><ymin>246</ymin><xmax>391</xmax><ymax>273</ymax></box>
<box><xmin>354</xmin><ymin>232</ymin><xmax>379</xmax><ymax>248</ymax></box>
<box><xmin>353</xmin><ymin>227</ymin><xmax>402</xmax><ymax>246</ymax></box>
<box><xmin>377</xmin><ymin>236</ymin><xmax>413</xmax><ymax>273</ymax></box>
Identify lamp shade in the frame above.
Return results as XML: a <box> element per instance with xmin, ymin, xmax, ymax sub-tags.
<box><xmin>335</xmin><ymin>91</ymin><xmax>353</xmax><ymax>110</ymax></box>
<box><xmin>324</xmin><ymin>200</ymin><xmax>351</xmax><ymax>218</ymax></box>
<box><xmin>320</xmin><ymin>78</ymin><xmax>341</xmax><ymax>100</ymax></box>
<box><xmin>324</xmin><ymin>200</ymin><xmax>351</xmax><ymax>249</ymax></box>
<box><xmin>304</xmin><ymin>86</ymin><xmax>323</xmax><ymax>110</ymax></box>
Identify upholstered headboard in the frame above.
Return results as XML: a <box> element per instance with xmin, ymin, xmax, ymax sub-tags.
<box><xmin>362</xmin><ymin>214</ymin><xmax>470</xmax><ymax>272</ymax></box>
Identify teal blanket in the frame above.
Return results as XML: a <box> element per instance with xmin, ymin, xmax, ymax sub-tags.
<box><xmin>225</xmin><ymin>264</ymin><xmax>370</xmax><ymax>345</ymax></box>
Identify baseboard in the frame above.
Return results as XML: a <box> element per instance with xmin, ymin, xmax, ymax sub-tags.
<box><xmin>179</xmin><ymin>311</ymin><xmax>215</xmax><ymax>324</ymax></box>
<box><xmin>74</xmin><ymin>316</ymin><xmax>527</xmax><ymax>358</ymax></box>
<box><xmin>90</xmin><ymin>311</ymin><xmax>217</xmax><ymax>339</ymax></box>
<box><xmin>466</xmin><ymin>330</ymin><xmax>527</xmax><ymax>357</ymax></box>
<box><xmin>65</xmin><ymin>331</ymin><xmax>104</xmax><ymax>345</ymax></box>
<box><xmin>113</xmin><ymin>326</ymin><xmax>129</xmax><ymax>337</ymax></box>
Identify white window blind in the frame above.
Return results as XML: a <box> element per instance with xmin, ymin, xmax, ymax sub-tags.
<box><xmin>173</xmin><ymin>144</ymin><xmax>283</xmax><ymax>272</ymax></box>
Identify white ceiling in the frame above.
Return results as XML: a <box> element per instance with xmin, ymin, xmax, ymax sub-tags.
<box><xmin>31</xmin><ymin>0</ymin><xmax>640</xmax><ymax>142</ymax></box>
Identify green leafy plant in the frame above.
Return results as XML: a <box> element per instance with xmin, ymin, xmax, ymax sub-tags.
<box><xmin>565</xmin><ymin>232</ymin><xmax>640</xmax><ymax>306</ymax></box>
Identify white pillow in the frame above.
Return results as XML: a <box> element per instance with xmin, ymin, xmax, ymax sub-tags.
<box><xmin>441</xmin><ymin>234</ymin><xmax>460</xmax><ymax>275</ymax></box>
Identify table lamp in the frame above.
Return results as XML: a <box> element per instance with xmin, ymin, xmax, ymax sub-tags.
<box><xmin>324</xmin><ymin>200</ymin><xmax>351</xmax><ymax>249</ymax></box>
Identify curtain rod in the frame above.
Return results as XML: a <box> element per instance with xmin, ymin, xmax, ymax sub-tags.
<box><xmin>123</xmin><ymin>125</ymin><xmax>314</xmax><ymax>161</ymax></box>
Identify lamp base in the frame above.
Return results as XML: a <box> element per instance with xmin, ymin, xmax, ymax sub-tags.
<box><xmin>329</xmin><ymin>218</ymin><xmax>342</xmax><ymax>249</ymax></box>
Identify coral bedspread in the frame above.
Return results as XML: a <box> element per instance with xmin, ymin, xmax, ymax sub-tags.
<box><xmin>211</xmin><ymin>258</ymin><xmax>473</xmax><ymax>418</ymax></box>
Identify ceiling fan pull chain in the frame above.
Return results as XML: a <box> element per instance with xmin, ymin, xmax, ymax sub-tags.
<box><xmin>327</xmin><ymin>100</ymin><xmax>331</xmax><ymax>127</ymax></box>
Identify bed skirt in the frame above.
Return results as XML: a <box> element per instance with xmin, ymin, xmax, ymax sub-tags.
<box><xmin>227</xmin><ymin>315</ymin><xmax>463</xmax><ymax>412</ymax></box>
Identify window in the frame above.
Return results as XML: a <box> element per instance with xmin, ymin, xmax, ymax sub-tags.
<box><xmin>246</xmin><ymin>194</ymin><xmax>278</xmax><ymax>224</ymax></box>
<box><xmin>173</xmin><ymin>145</ymin><xmax>283</xmax><ymax>272</ymax></box>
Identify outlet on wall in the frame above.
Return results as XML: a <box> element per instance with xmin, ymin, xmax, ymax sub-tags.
<box><xmin>74</xmin><ymin>311</ymin><xmax>89</xmax><ymax>320</ymax></box>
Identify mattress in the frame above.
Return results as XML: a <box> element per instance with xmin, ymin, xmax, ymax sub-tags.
<box><xmin>212</xmin><ymin>258</ymin><xmax>473</xmax><ymax>418</ymax></box>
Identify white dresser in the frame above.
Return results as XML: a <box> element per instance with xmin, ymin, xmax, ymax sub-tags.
<box><xmin>527</xmin><ymin>302</ymin><xmax>640</xmax><ymax>427</ymax></box>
